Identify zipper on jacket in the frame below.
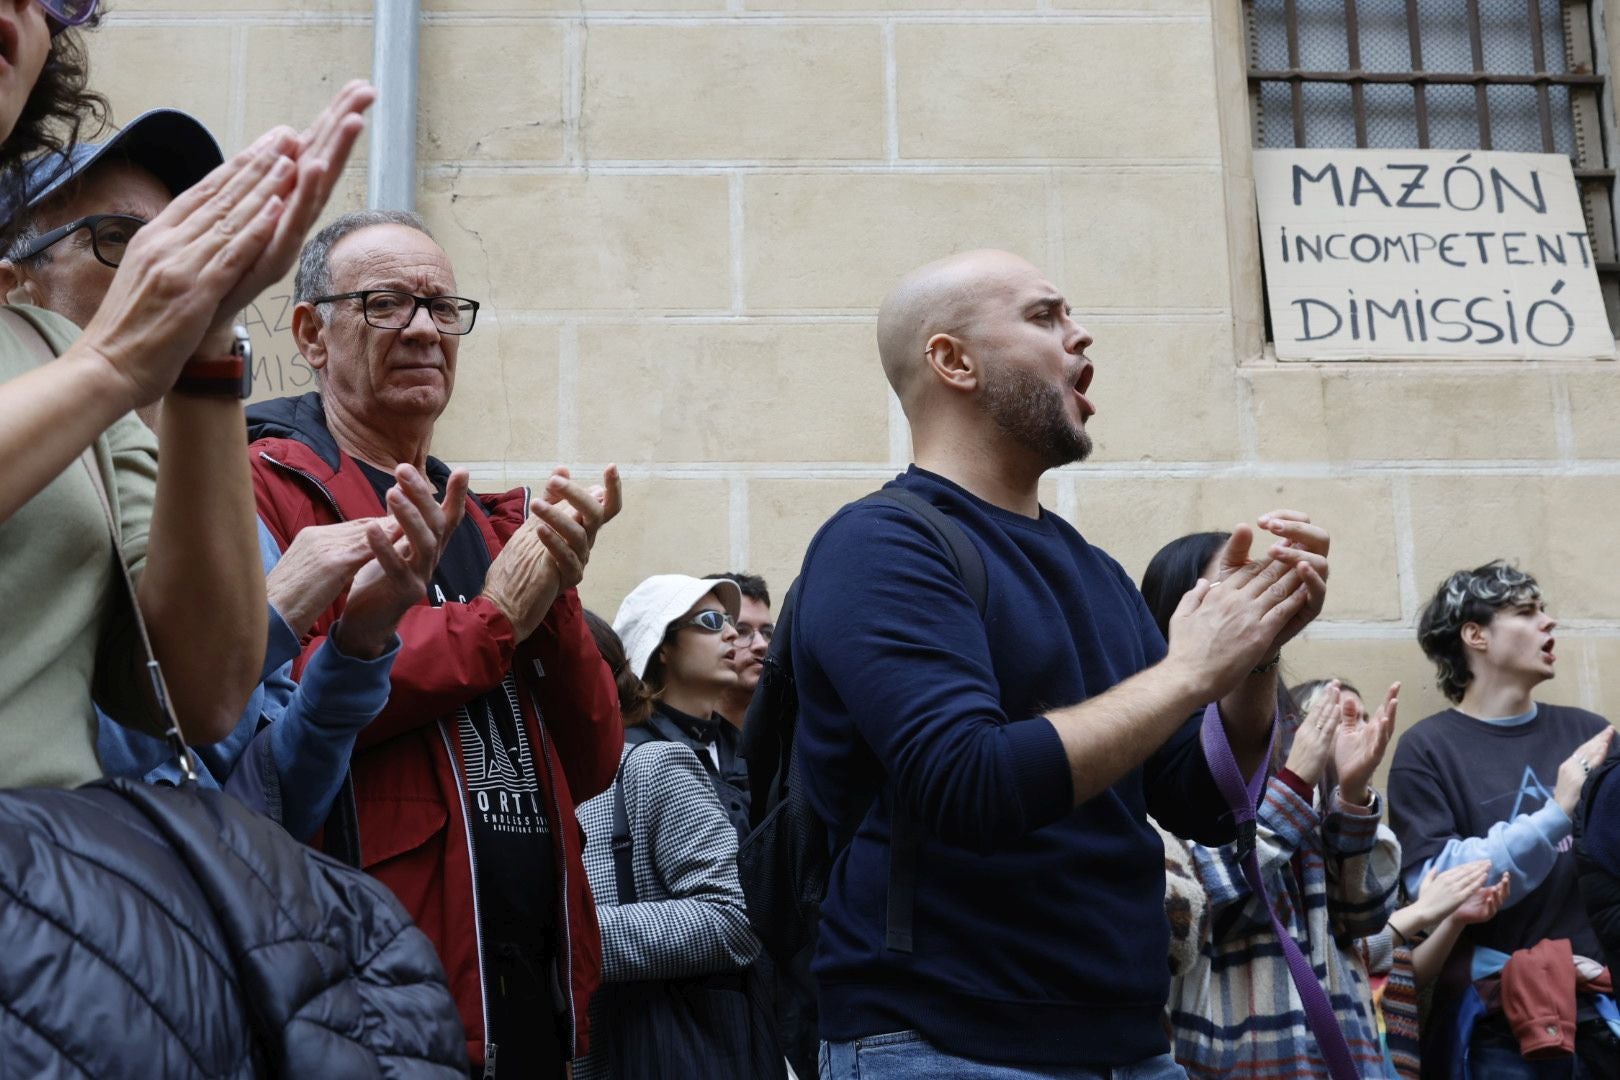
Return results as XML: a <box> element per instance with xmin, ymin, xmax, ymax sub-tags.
<box><xmin>438</xmin><ymin>717</ymin><xmax>495</xmax><ymax>1071</ymax></box>
<box><xmin>258</xmin><ymin>452</ymin><xmax>347</xmax><ymax>523</ymax></box>
<box><xmin>527</xmin><ymin>688</ymin><xmax>578</xmax><ymax>1059</ymax></box>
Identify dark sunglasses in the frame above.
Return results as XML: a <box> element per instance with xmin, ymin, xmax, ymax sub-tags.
<box><xmin>674</xmin><ymin>610</ymin><xmax>736</xmax><ymax>635</ymax></box>
<box><xmin>37</xmin><ymin>0</ymin><xmax>97</xmax><ymax>35</ymax></box>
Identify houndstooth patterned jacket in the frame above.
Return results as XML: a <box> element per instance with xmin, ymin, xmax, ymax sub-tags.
<box><xmin>573</xmin><ymin>740</ymin><xmax>761</xmax><ymax>1079</ymax></box>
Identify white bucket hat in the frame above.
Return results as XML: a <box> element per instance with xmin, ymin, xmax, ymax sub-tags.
<box><xmin>613</xmin><ymin>574</ymin><xmax>743</xmax><ymax>680</ymax></box>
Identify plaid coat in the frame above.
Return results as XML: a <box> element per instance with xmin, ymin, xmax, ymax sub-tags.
<box><xmin>1168</xmin><ymin>775</ymin><xmax>1401</xmax><ymax>1079</ymax></box>
<box><xmin>573</xmin><ymin>741</ymin><xmax>760</xmax><ymax>1080</ymax></box>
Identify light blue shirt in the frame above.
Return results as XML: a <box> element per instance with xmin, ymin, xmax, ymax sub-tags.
<box><xmin>1400</xmin><ymin>704</ymin><xmax>1573</xmax><ymax>904</ymax></box>
<box><xmin>97</xmin><ymin>519</ymin><xmax>397</xmax><ymax>839</ymax></box>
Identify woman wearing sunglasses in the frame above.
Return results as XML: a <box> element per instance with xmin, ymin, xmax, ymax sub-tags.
<box><xmin>613</xmin><ymin>573</ymin><xmax>754</xmax><ymax>838</ymax></box>
<box><xmin>575</xmin><ymin>583</ymin><xmax>772</xmax><ymax>1080</ymax></box>
<box><xmin>0</xmin><ymin>0</ymin><xmax>375</xmax><ymax>790</ymax></box>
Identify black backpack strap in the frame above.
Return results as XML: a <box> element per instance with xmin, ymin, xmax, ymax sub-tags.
<box><xmin>864</xmin><ymin>487</ymin><xmax>988</xmax><ymax>616</ymax></box>
<box><xmin>865</xmin><ymin>486</ymin><xmax>989</xmax><ymax>953</ymax></box>
<box><xmin>610</xmin><ymin>745</ymin><xmax>648</xmax><ymax>905</ymax></box>
<box><xmin>740</xmin><ymin>578</ymin><xmax>803</xmax><ymax>826</ymax></box>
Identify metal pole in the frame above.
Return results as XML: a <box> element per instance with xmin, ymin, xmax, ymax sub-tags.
<box><xmin>369</xmin><ymin>0</ymin><xmax>420</xmax><ymax>211</ymax></box>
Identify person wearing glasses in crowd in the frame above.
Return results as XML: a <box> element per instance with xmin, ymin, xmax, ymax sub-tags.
<box><xmin>703</xmin><ymin>571</ymin><xmax>773</xmax><ymax>733</ymax></box>
<box><xmin>245</xmin><ymin>209</ymin><xmax>624</xmax><ymax>1079</ymax></box>
<box><xmin>614</xmin><ymin>573</ymin><xmax>753</xmax><ymax>839</ymax></box>
<box><xmin>0</xmin><ymin>108</ymin><xmax>463</xmax><ymax>841</ymax></box>
<box><xmin>0</xmin><ymin>0</ymin><xmax>374</xmax><ymax>794</ymax></box>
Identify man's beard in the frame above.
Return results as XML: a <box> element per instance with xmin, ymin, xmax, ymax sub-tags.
<box><xmin>977</xmin><ymin>362</ymin><xmax>1092</xmax><ymax>469</ymax></box>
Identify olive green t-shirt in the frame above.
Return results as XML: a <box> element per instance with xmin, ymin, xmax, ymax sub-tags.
<box><xmin>0</xmin><ymin>305</ymin><xmax>159</xmax><ymax>789</ymax></box>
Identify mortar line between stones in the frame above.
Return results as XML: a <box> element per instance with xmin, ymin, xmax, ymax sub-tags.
<box><xmin>1553</xmin><ymin>375</ymin><xmax>1577</xmax><ymax>462</ymax></box>
<box><xmin>1234</xmin><ymin>371</ymin><xmax>1260</xmax><ymax>462</ymax></box>
<box><xmin>1045</xmin><ymin>168</ymin><xmax>1064</xmax><ymax>287</ymax></box>
<box><xmin>888</xmin><ymin>392</ymin><xmax>910</xmax><ymax>467</ymax></box>
<box><xmin>730</xmin><ymin>477</ymin><xmax>750</xmax><ymax>569</ymax></box>
<box><xmin>450</xmin><ymin>459</ymin><xmax>1620</xmax><ymax>480</ymax></box>
<box><xmin>1391</xmin><ymin>474</ymin><xmax>1419</xmax><ymax>623</ymax></box>
<box><xmin>884</xmin><ymin>22</ymin><xmax>899</xmax><ymax>163</ymax></box>
<box><xmin>730</xmin><ymin>174</ymin><xmax>746</xmax><ymax>314</ymax></box>
<box><xmin>562</xmin><ymin>20</ymin><xmax>584</xmax><ymax>167</ymax></box>
<box><xmin>421</xmin><ymin>160</ymin><xmax>1227</xmax><ymax>175</ymax></box>
<box><xmin>1057</xmin><ymin>472</ymin><xmax>1078</xmax><ymax>525</ymax></box>
<box><xmin>556</xmin><ymin>323</ymin><xmax>579</xmax><ymax>463</ymax></box>
<box><xmin>229</xmin><ymin>24</ymin><xmax>248</xmax><ymax>152</ymax></box>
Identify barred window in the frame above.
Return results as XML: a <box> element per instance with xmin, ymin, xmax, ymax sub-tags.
<box><xmin>1245</xmin><ymin>0</ymin><xmax>1620</xmax><ymax>332</ymax></box>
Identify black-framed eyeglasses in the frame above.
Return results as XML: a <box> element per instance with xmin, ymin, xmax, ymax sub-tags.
<box><xmin>308</xmin><ymin>289</ymin><xmax>481</xmax><ymax>335</ymax></box>
<box><xmin>674</xmin><ymin>610</ymin><xmax>736</xmax><ymax>635</ymax></box>
<box><xmin>734</xmin><ymin>623</ymin><xmax>774</xmax><ymax>646</ymax></box>
<box><xmin>14</xmin><ymin>213</ymin><xmax>144</xmax><ymax>268</ymax></box>
<box><xmin>37</xmin><ymin>0</ymin><xmax>97</xmax><ymax>36</ymax></box>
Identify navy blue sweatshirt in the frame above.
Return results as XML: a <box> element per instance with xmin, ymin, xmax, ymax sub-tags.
<box><xmin>793</xmin><ymin>467</ymin><xmax>1236</xmax><ymax>1067</ymax></box>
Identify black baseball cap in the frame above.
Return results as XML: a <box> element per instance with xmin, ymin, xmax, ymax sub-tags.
<box><xmin>4</xmin><ymin>108</ymin><xmax>223</xmax><ymax>226</ymax></box>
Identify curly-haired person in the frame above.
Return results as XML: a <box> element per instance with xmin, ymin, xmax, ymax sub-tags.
<box><xmin>1388</xmin><ymin>561</ymin><xmax>1620</xmax><ymax>1076</ymax></box>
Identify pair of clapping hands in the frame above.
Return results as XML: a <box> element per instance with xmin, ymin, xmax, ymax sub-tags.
<box><xmin>1284</xmin><ymin>680</ymin><xmax>1398</xmax><ymax>807</ymax></box>
<box><xmin>269</xmin><ymin>465</ymin><xmax>623</xmax><ymax>658</ymax></box>
<box><xmin>78</xmin><ymin>82</ymin><xmax>375</xmax><ymax>408</ymax></box>
<box><xmin>1165</xmin><ymin>510</ymin><xmax>1331</xmax><ymax>699</ymax></box>
<box><xmin>1406</xmin><ymin>861</ymin><xmax>1512</xmax><ymax>940</ymax></box>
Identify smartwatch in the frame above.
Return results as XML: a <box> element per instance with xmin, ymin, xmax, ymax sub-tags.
<box><xmin>173</xmin><ymin>324</ymin><xmax>253</xmax><ymax>398</ymax></box>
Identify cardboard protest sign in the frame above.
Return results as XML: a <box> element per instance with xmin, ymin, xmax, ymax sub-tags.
<box><xmin>1254</xmin><ymin>148</ymin><xmax>1614</xmax><ymax>360</ymax></box>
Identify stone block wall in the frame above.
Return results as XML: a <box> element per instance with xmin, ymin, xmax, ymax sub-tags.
<box><xmin>87</xmin><ymin>1</ymin><xmax>1620</xmax><ymax>781</ymax></box>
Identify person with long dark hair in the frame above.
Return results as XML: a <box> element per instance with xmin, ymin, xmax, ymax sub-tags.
<box><xmin>1142</xmin><ymin>530</ymin><xmax>1402</xmax><ymax>1079</ymax></box>
<box><xmin>0</xmin><ymin>0</ymin><xmax>374</xmax><ymax>788</ymax></box>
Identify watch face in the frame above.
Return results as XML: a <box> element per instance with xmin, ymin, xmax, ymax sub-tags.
<box><xmin>232</xmin><ymin>326</ymin><xmax>253</xmax><ymax>399</ymax></box>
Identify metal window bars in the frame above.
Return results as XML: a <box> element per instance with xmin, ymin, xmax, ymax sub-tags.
<box><xmin>1245</xmin><ymin>0</ymin><xmax>1620</xmax><ymax>330</ymax></box>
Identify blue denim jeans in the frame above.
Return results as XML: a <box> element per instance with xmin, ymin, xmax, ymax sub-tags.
<box><xmin>818</xmin><ymin>1030</ymin><xmax>1188</xmax><ymax>1080</ymax></box>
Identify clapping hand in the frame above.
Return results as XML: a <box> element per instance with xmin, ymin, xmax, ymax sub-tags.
<box><xmin>1411</xmin><ymin>861</ymin><xmax>1492</xmax><ymax>930</ymax></box>
<box><xmin>266</xmin><ymin>517</ymin><xmax>398</xmax><ymax>639</ymax></box>
<box><xmin>77</xmin><ymin>82</ymin><xmax>375</xmax><ymax>408</ymax></box>
<box><xmin>1212</xmin><ymin>510</ymin><xmax>1331</xmax><ymax>658</ymax></box>
<box><xmin>526</xmin><ymin>464</ymin><xmax>623</xmax><ymax>593</ymax></box>
<box><xmin>1452</xmin><ymin>871</ymin><xmax>1512</xmax><ymax>926</ymax></box>
<box><xmin>1335</xmin><ymin>681</ymin><xmax>1398</xmax><ymax>806</ymax></box>
<box><xmin>482</xmin><ymin>465</ymin><xmax>623</xmax><ymax>641</ymax></box>
<box><xmin>1554</xmin><ymin>728</ymin><xmax>1616</xmax><ymax>815</ymax></box>
<box><xmin>1284</xmin><ymin>682</ymin><xmax>1343</xmax><ymax>788</ymax></box>
<box><xmin>334</xmin><ymin>464</ymin><xmax>469</xmax><ymax>659</ymax></box>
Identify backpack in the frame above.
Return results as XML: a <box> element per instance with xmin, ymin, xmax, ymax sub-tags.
<box><xmin>596</xmin><ymin>744</ymin><xmax>786</xmax><ymax>1080</ymax></box>
<box><xmin>735</xmin><ymin>484</ymin><xmax>988</xmax><ymax>967</ymax></box>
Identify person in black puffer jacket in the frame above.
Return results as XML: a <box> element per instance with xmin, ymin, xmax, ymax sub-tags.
<box><xmin>1575</xmin><ymin>753</ymin><xmax>1620</xmax><ymax>975</ymax></box>
<box><xmin>0</xmin><ymin>779</ymin><xmax>467</xmax><ymax>1078</ymax></box>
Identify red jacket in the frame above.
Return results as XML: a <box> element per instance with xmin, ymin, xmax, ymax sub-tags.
<box><xmin>245</xmin><ymin>393</ymin><xmax>622</xmax><ymax>1068</ymax></box>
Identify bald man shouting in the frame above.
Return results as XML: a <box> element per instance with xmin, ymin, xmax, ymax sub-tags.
<box><xmin>790</xmin><ymin>251</ymin><xmax>1331</xmax><ymax>1079</ymax></box>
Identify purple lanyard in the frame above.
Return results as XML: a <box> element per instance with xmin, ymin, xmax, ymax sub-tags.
<box><xmin>1199</xmin><ymin>702</ymin><xmax>1363</xmax><ymax>1080</ymax></box>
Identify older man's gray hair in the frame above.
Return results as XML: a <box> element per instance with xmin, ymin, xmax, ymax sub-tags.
<box><xmin>4</xmin><ymin>220</ymin><xmax>46</xmax><ymax>266</ymax></box>
<box><xmin>292</xmin><ymin>209</ymin><xmax>434</xmax><ymax>307</ymax></box>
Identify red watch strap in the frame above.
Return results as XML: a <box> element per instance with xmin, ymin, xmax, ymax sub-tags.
<box><xmin>178</xmin><ymin>358</ymin><xmax>242</xmax><ymax>380</ymax></box>
<box><xmin>172</xmin><ymin>356</ymin><xmax>245</xmax><ymax>397</ymax></box>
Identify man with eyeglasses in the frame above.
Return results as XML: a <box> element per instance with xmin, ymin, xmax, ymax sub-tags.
<box><xmin>703</xmin><ymin>571</ymin><xmax>774</xmax><ymax>733</ymax></box>
<box><xmin>246</xmin><ymin>209</ymin><xmax>625</xmax><ymax>1080</ymax></box>
<box><xmin>0</xmin><ymin>107</ymin><xmax>226</xmax><ymax>428</ymax></box>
